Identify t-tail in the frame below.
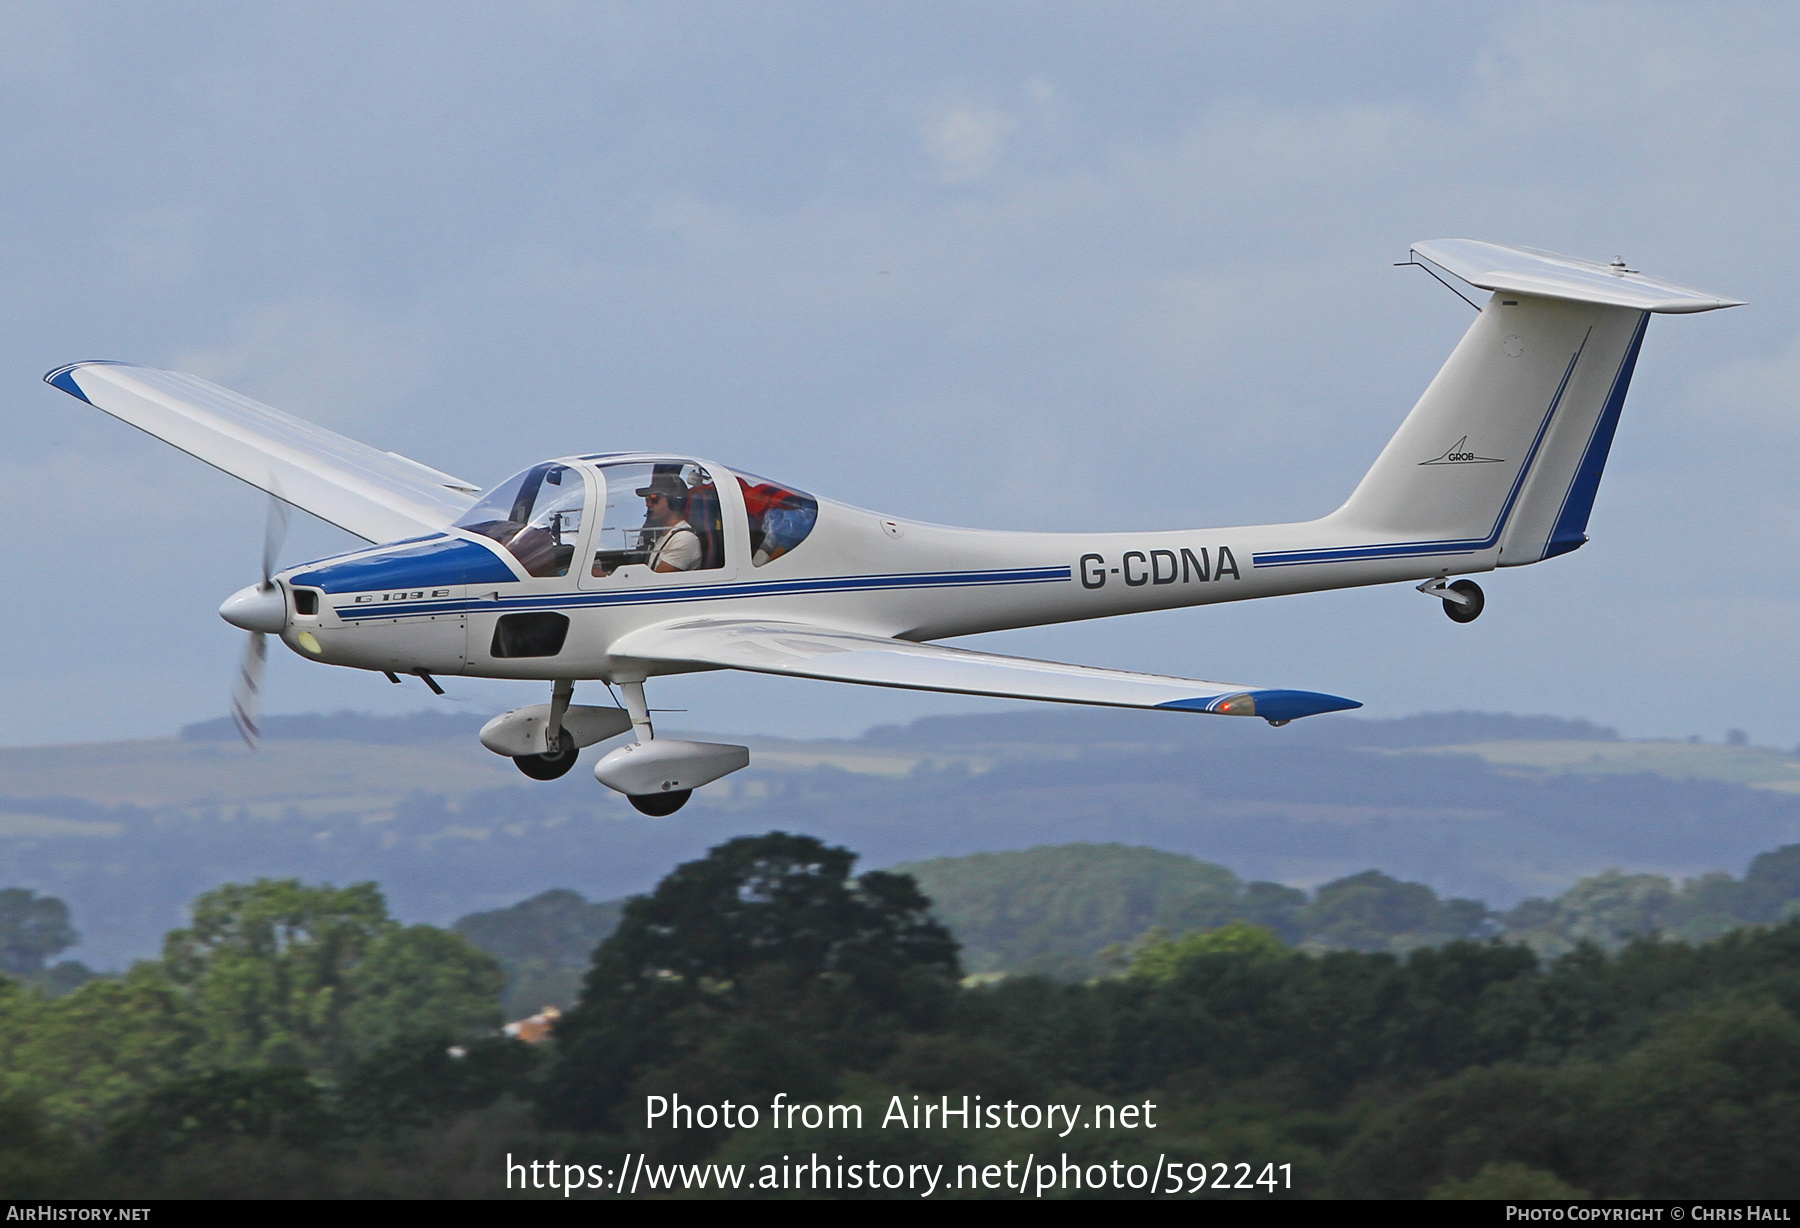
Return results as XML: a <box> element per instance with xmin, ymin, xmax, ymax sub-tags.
<box><xmin>1286</xmin><ymin>240</ymin><xmax>1741</xmax><ymax>575</ymax></box>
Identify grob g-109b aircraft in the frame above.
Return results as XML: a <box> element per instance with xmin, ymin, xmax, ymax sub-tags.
<box><xmin>45</xmin><ymin>239</ymin><xmax>1739</xmax><ymax>814</ymax></box>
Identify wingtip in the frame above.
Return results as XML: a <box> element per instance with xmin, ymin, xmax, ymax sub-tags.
<box><xmin>1245</xmin><ymin>689</ymin><xmax>1363</xmax><ymax>721</ymax></box>
<box><xmin>43</xmin><ymin>360</ymin><xmax>126</xmax><ymax>403</ymax></box>
<box><xmin>1158</xmin><ymin>689</ymin><xmax>1362</xmax><ymax>720</ymax></box>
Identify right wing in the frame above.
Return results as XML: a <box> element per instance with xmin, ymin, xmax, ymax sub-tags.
<box><xmin>610</xmin><ymin>618</ymin><xmax>1361</xmax><ymax>723</ymax></box>
<box><xmin>45</xmin><ymin>361</ymin><xmax>480</xmax><ymax>543</ymax></box>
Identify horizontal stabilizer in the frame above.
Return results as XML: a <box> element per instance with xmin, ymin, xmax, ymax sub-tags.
<box><xmin>44</xmin><ymin>361</ymin><xmax>480</xmax><ymax>543</ymax></box>
<box><xmin>611</xmin><ymin>618</ymin><xmax>1360</xmax><ymax>723</ymax></box>
<box><xmin>1411</xmin><ymin>239</ymin><xmax>1742</xmax><ymax>314</ymax></box>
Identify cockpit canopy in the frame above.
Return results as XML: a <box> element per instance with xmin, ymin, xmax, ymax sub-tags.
<box><xmin>454</xmin><ymin>459</ymin><xmax>820</xmax><ymax>579</ymax></box>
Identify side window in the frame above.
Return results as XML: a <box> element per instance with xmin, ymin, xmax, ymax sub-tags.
<box><xmin>454</xmin><ymin>463</ymin><xmax>587</xmax><ymax>578</ymax></box>
<box><xmin>591</xmin><ymin>462</ymin><xmax>725</xmax><ymax>578</ymax></box>
<box><xmin>736</xmin><ymin>472</ymin><xmax>819</xmax><ymax>566</ymax></box>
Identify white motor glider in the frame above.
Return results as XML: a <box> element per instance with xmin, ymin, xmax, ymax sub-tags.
<box><xmin>46</xmin><ymin>239</ymin><xmax>1739</xmax><ymax>814</ymax></box>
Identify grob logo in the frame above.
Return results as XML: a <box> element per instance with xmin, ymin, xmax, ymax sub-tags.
<box><xmin>1419</xmin><ymin>435</ymin><xmax>1504</xmax><ymax>466</ymax></box>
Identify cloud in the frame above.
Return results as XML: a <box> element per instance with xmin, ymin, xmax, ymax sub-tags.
<box><xmin>919</xmin><ymin>102</ymin><xmax>1016</xmax><ymax>182</ymax></box>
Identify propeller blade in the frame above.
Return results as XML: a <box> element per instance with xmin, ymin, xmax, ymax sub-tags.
<box><xmin>230</xmin><ymin>631</ymin><xmax>267</xmax><ymax>749</ymax></box>
<box><xmin>260</xmin><ymin>494</ymin><xmax>291</xmax><ymax>590</ymax></box>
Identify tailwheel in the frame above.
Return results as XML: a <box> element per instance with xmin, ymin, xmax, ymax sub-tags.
<box><xmin>513</xmin><ymin>733</ymin><xmax>579</xmax><ymax>780</ymax></box>
<box><xmin>1442</xmin><ymin>579</ymin><xmax>1485</xmax><ymax>624</ymax></box>
<box><xmin>629</xmin><ymin>789</ymin><xmax>692</xmax><ymax>816</ymax></box>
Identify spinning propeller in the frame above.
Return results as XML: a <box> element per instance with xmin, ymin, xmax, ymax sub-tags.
<box><xmin>222</xmin><ymin>494</ymin><xmax>290</xmax><ymax>749</ymax></box>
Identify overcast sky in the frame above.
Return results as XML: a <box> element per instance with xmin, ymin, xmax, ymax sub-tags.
<box><xmin>2</xmin><ymin>1</ymin><xmax>1795</xmax><ymax>747</ymax></box>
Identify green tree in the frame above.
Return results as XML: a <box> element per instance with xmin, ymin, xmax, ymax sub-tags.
<box><xmin>0</xmin><ymin>967</ymin><xmax>207</xmax><ymax>1138</ymax></box>
<box><xmin>896</xmin><ymin>844</ymin><xmax>1240</xmax><ymax>977</ymax></box>
<box><xmin>1428</xmin><ymin>1161</ymin><xmax>1588</xmax><ymax>1199</ymax></box>
<box><xmin>1586</xmin><ymin>1002</ymin><xmax>1800</xmax><ymax>1198</ymax></box>
<box><xmin>453</xmin><ymin>888</ymin><xmax>622</xmax><ymax>969</ymax></box>
<box><xmin>1301</xmin><ymin>871</ymin><xmax>1492</xmax><ymax>952</ymax></box>
<box><xmin>453</xmin><ymin>888</ymin><xmax>622</xmax><ymax>1014</ymax></box>
<box><xmin>161</xmin><ymin>879</ymin><xmax>501</xmax><ymax>1073</ymax></box>
<box><xmin>1739</xmin><ymin>844</ymin><xmax>1800</xmax><ymax>922</ymax></box>
<box><xmin>0</xmin><ymin>889</ymin><xmax>79</xmax><ymax>976</ymax></box>
<box><xmin>1503</xmin><ymin>870</ymin><xmax>1684</xmax><ymax>956</ymax></box>
<box><xmin>337</xmin><ymin>1033</ymin><xmax>539</xmax><ymax>1136</ymax></box>
<box><xmin>1128</xmin><ymin>921</ymin><xmax>1287</xmax><ymax>981</ymax></box>
<box><xmin>103</xmin><ymin>1067</ymin><xmax>336</xmax><ymax>1169</ymax></box>
<box><xmin>341</xmin><ymin>925</ymin><xmax>505</xmax><ymax>1051</ymax></box>
<box><xmin>1330</xmin><ymin>1062</ymin><xmax>1596</xmax><ymax>1197</ymax></box>
<box><xmin>544</xmin><ymin>832</ymin><xmax>960</xmax><ymax>1133</ymax></box>
<box><xmin>1236</xmin><ymin>881</ymin><xmax>1309</xmax><ymax>943</ymax></box>
<box><xmin>0</xmin><ymin>1093</ymin><xmax>87</xmax><ymax>1196</ymax></box>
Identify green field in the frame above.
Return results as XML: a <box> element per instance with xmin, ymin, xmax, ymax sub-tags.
<box><xmin>1399</xmin><ymin>740</ymin><xmax>1800</xmax><ymax>791</ymax></box>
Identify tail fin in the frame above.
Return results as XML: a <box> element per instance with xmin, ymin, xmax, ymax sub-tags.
<box><xmin>1330</xmin><ymin>240</ymin><xmax>1739</xmax><ymax>569</ymax></box>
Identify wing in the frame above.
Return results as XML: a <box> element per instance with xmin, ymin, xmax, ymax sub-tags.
<box><xmin>45</xmin><ymin>361</ymin><xmax>480</xmax><ymax>543</ymax></box>
<box><xmin>611</xmin><ymin>619</ymin><xmax>1361</xmax><ymax>723</ymax></box>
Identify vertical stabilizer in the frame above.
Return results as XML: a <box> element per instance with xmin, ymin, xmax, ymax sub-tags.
<box><xmin>1327</xmin><ymin>241</ymin><xmax>1738</xmax><ymax>570</ymax></box>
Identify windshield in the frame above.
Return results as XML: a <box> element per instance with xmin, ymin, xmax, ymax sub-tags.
<box><xmin>454</xmin><ymin>463</ymin><xmax>587</xmax><ymax>578</ymax></box>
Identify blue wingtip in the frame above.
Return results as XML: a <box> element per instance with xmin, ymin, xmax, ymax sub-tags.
<box><xmin>1157</xmin><ymin>689</ymin><xmax>1362</xmax><ymax>721</ymax></box>
<box><xmin>1244</xmin><ymin>689</ymin><xmax>1363</xmax><ymax>721</ymax></box>
<box><xmin>43</xmin><ymin>360</ymin><xmax>132</xmax><ymax>403</ymax></box>
<box><xmin>43</xmin><ymin>361</ymin><xmax>118</xmax><ymax>403</ymax></box>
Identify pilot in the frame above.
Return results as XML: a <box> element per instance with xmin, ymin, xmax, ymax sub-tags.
<box><xmin>637</xmin><ymin>475</ymin><xmax>702</xmax><ymax>573</ymax></box>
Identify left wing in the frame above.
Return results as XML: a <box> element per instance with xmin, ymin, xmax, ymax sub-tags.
<box><xmin>44</xmin><ymin>361</ymin><xmax>480</xmax><ymax>543</ymax></box>
<box><xmin>610</xmin><ymin>619</ymin><xmax>1360</xmax><ymax>723</ymax></box>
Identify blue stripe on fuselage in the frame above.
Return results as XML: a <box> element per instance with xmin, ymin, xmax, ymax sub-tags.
<box><xmin>329</xmin><ymin>565</ymin><xmax>1074</xmax><ymax>621</ymax></box>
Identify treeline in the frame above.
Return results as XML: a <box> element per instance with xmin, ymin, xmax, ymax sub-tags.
<box><xmin>880</xmin><ymin>841</ymin><xmax>1800</xmax><ymax>978</ymax></box>
<box><xmin>5</xmin><ymin>835</ymin><xmax>1800</xmax><ymax>1197</ymax></box>
<box><xmin>441</xmin><ymin>841</ymin><xmax>1800</xmax><ymax>1006</ymax></box>
<box><xmin>23</xmin><ymin>841</ymin><xmax>1800</xmax><ymax>1011</ymax></box>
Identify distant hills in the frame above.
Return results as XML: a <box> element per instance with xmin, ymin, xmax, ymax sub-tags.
<box><xmin>857</xmin><ymin>707</ymin><xmax>1623</xmax><ymax>750</ymax></box>
<box><xmin>444</xmin><ymin>837</ymin><xmax>1800</xmax><ymax>1008</ymax></box>
<box><xmin>4</xmin><ymin>707</ymin><xmax>1800</xmax><ymax>967</ymax></box>
<box><xmin>180</xmin><ymin>710</ymin><xmax>488</xmax><ymax>744</ymax></box>
<box><xmin>896</xmin><ymin>840</ymin><xmax>1800</xmax><ymax>981</ymax></box>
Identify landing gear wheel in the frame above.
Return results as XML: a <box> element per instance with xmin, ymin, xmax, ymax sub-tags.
<box><xmin>513</xmin><ymin>733</ymin><xmax>579</xmax><ymax>780</ymax></box>
<box><xmin>629</xmin><ymin>789</ymin><xmax>692</xmax><ymax>816</ymax></box>
<box><xmin>1442</xmin><ymin>579</ymin><xmax>1485</xmax><ymax>624</ymax></box>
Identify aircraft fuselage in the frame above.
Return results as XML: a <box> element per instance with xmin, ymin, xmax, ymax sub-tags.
<box><xmin>272</xmin><ymin>452</ymin><xmax>1489</xmax><ymax>684</ymax></box>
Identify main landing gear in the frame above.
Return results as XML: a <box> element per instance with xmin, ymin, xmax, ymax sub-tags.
<box><xmin>511</xmin><ymin>678</ymin><xmax>581</xmax><ymax>780</ymax></box>
<box><xmin>513</xmin><ymin>729</ymin><xmax>579</xmax><ymax>780</ymax></box>
<box><xmin>484</xmin><ymin>679</ymin><xmax>752</xmax><ymax>816</ymax></box>
<box><xmin>627</xmin><ymin>790</ymin><xmax>693</xmax><ymax>816</ymax></box>
<box><xmin>1418</xmin><ymin>577</ymin><xmax>1485</xmax><ymax>623</ymax></box>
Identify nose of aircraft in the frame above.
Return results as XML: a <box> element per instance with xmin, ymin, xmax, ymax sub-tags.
<box><xmin>219</xmin><ymin>583</ymin><xmax>287</xmax><ymax>633</ymax></box>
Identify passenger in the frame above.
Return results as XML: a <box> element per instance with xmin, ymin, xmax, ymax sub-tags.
<box><xmin>637</xmin><ymin>475</ymin><xmax>702</xmax><ymax>573</ymax></box>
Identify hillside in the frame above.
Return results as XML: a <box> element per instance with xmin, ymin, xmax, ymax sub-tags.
<box><xmin>896</xmin><ymin>840</ymin><xmax>1800</xmax><ymax>980</ymax></box>
<box><xmin>894</xmin><ymin>844</ymin><xmax>1241</xmax><ymax>979</ymax></box>
<box><xmin>4</xmin><ymin>708</ymin><xmax>1799</xmax><ymax>966</ymax></box>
